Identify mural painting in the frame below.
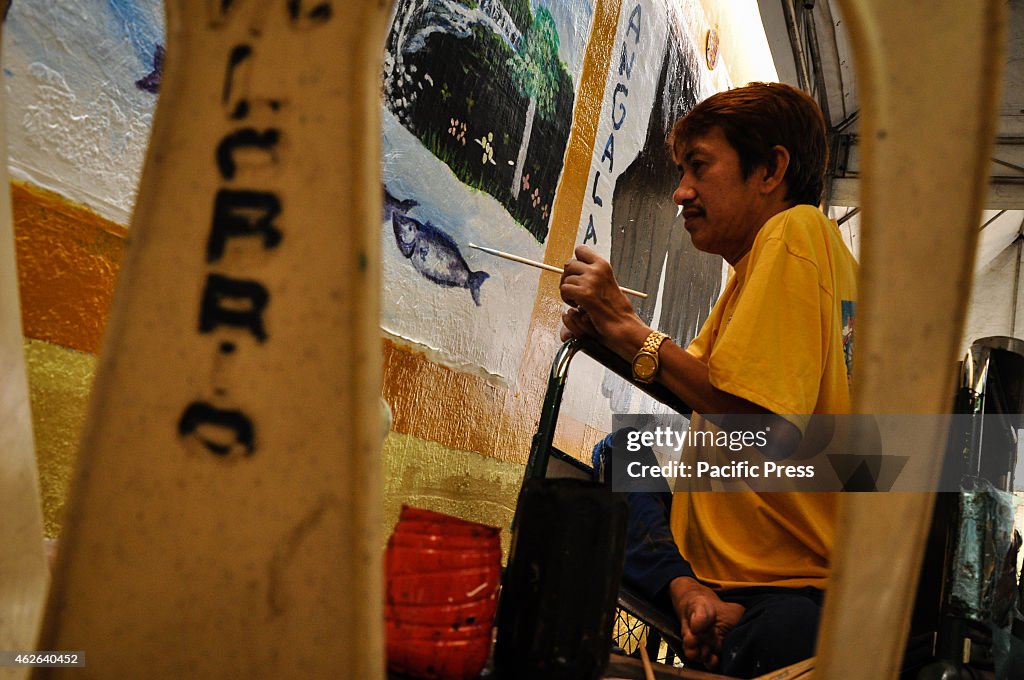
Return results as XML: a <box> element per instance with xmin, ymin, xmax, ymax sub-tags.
<box><xmin>2</xmin><ymin>0</ymin><xmax>747</xmax><ymax>535</ymax></box>
<box><xmin>380</xmin><ymin>0</ymin><xmax>595</xmax><ymax>379</ymax></box>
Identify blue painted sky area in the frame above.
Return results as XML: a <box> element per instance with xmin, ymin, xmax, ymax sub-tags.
<box><xmin>532</xmin><ymin>0</ymin><xmax>594</xmax><ymax>82</ymax></box>
<box><xmin>5</xmin><ymin>0</ymin><xmax>164</xmax><ymax>92</ymax></box>
<box><xmin>107</xmin><ymin>0</ymin><xmax>164</xmax><ymax>70</ymax></box>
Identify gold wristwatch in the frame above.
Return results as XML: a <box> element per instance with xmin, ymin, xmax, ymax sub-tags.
<box><xmin>632</xmin><ymin>331</ymin><xmax>669</xmax><ymax>384</ymax></box>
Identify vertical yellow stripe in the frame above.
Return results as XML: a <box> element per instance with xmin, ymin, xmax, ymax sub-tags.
<box><xmin>516</xmin><ymin>0</ymin><xmax>623</xmax><ymax>404</ymax></box>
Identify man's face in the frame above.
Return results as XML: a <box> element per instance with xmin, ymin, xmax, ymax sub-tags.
<box><xmin>672</xmin><ymin>126</ymin><xmax>766</xmax><ymax>264</ymax></box>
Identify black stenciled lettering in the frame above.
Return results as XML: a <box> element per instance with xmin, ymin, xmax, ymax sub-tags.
<box><xmin>591</xmin><ymin>171</ymin><xmax>603</xmax><ymax>208</ymax></box>
<box><xmin>221</xmin><ymin>45</ymin><xmax>283</xmax><ymax>119</ymax></box>
<box><xmin>287</xmin><ymin>0</ymin><xmax>333</xmax><ymax>25</ymax></box>
<box><xmin>222</xmin><ymin>44</ymin><xmax>252</xmax><ymax>110</ymax></box>
<box><xmin>626</xmin><ymin>4</ymin><xmax>642</xmax><ymax>44</ymax></box>
<box><xmin>207</xmin><ymin>189</ymin><xmax>283</xmax><ymax>261</ymax></box>
<box><xmin>207</xmin><ymin>0</ymin><xmax>238</xmax><ymax>26</ymax></box>
<box><xmin>612</xmin><ymin>83</ymin><xmax>628</xmax><ymax>130</ymax></box>
<box><xmin>178</xmin><ymin>401</ymin><xmax>255</xmax><ymax>456</ymax></box>
<box><xmin>199</xmin><ymin>273</ymin><xmax>270</xmax><ymax>342</ymax></box>
<box><xmin>216</xmin><ymin>128</ymin><xmax>281</xmax><ymax>180</ymax></box>
<box><xmin>231</xmin><ymin>98</ymin><xmax>285</xmax><ymax>121</ymax></box>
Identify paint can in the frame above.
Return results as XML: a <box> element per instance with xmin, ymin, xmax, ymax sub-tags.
<box><xmin>385</xmin><ymin>506</ymin><xmax>501</xmax><ymax>680</ymax></box>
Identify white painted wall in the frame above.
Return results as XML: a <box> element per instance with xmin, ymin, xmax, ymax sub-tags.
<box><xmin>963</xmin><ymin>239</ymin><xmax>1022</xmax><ymax>350</ymax></box>
<box><xmin>831</xmin><ymin>207</ymin><xmax>1024</xmax><ymax>356</ymax></box>
<box><xmin>2</xmin><ymin>1</ymin><xmax>163</xmax><ymax>225</ymax></box>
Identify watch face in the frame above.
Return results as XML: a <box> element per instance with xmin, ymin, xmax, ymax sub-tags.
<box><xmin>633</xmin><ymin>353</ymin><xmax>657</xmax><ymax>378</ymax></box>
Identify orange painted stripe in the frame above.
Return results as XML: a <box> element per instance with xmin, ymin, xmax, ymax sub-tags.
<box><xmin>382</xmin><ymin>338</ymin><xmax>536</xmax><ymax>464</ymax></box>
<box><xmin>12</xmin><ymin>182</ymin><xmax>127</xmax><ymax>354</ymax></box>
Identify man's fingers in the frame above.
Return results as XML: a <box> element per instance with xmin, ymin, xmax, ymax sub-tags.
<box><xmin>681</xmin><ymin>631</ymin><xmax>703</xmax><ymax>662</ymax></box>
<box><xmin>682</xmin><ymin>633</ymin><xmax>714</xmax><ymax>668</ymax></box>
<box><xmin>562</xmin><ymin>257</ymin><xmax>586</xmax><ymax>276</ymax></box>
<box><xmin>687</xmin><ymin>601</ymin><xmax>715</xmax><ymax>636</ymax></box>
<box><xmin>559</xmin><ymin>281</ymin><xmax>585</xmax><ymax>308</ymax></box>
<box><xmin>561</xmin><ymin>307</ymin><xmax>594</xmax><ymax>340</ymax></box>
<box><xmin>574</xmin><ymin>244</ymin><xmax>599</xmax><ymax>262</ymax></box>
<box><xmin>681</xmin><ymin>601</ymin><xmax>723</xmax><ymax>667</ymax></box>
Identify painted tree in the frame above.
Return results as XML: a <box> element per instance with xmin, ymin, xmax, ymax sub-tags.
<box><xmin>507</xmin><ymin>6</ymin><xmax>561</xmax><ymax>198</ymax></box>
<box><xmin>384</xmin><ymin>0</ymin><xmax>509</xmax><ymax>120</ymax></box>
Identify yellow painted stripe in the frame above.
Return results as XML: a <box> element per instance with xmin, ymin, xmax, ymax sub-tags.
<box><xmin>22</xmin><ymin>338</ymin><xmax>97</xmax><ymax>537</ymax></box>
<box><xmin>382</xmin><ymin>430</ymin><xmax>522</xmax><ymax>556</ymax></box>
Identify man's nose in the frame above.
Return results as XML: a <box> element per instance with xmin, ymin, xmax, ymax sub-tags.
<box><xmin>673</xmin><ymin>179</ymin><xmax>695</xmax><ymax>205</ymax></box>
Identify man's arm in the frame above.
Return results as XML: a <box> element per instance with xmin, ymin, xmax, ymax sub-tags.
<box><xmin>623</xmin><ymin>490</ymin><xmax>696</xmax><ymax>594</ymax></box>
<box><xmin>619</xmin><ymin>482</ymin><xmax>744</xmax><ymax>669</ymax></box>
<box><xmin>620</xmin><ymin>484</ymin><xmax>745</xmax><ymax>669</ymax></box>
<box><xmin>594</xmin><ymin>430</ymin><xmax>696</xmax><ymax>596</ymax></box>
<box><xmin>625</xmin><ymin>491</ymin><xmax>743</xmax><ymax>669</ymax></box>
<box><xmin>561</xmin><ymin>245</ymin><xmax>801</xmax><ymax>455</ymax></box>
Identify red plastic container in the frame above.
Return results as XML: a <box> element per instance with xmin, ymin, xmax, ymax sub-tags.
<box><xmin>385</xmin><ymin>506</ymin><xmax>501</xmax><ymax>680</ymax></box>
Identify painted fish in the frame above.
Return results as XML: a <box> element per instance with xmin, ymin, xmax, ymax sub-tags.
<box><xmin>392</xmin><ymin>213</ymin><xmax>489</xmax><ymax>306</ymax></box>
<box><xmin>383</xmin><ymin>186</ymin><xmax>418</xmax><ymax>228</ymax></box>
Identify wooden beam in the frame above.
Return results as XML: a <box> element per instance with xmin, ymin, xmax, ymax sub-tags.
<box><xmin>816</xmin><ymin>1</ymin><xmax>1007</xmax><ymax>678</ymax></box>
<box><xmin>35</xmin><ymin>2</ymin><xmax>389</xmax><ymax>676</ymax></box>
<box><xmin>0</xmin><ymin>19</ymin><xmax>49</xmax><ymax>679</ymax></box>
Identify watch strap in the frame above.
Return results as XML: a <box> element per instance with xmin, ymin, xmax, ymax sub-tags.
<box><xmin>632</xmin><ymin>331</ymin><xmax>669</xmax><ymax>383</ymax></box>
<box><xmin>641</xmin><ymin>330</ymin><xmax>669</xmax><ymax>355</ymax></box>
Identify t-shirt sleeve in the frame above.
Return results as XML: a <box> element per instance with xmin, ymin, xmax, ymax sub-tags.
<box><xmin>707</xmin><ymin>237</ymin><xmax>827</xmax><ymax>430</ymax></box>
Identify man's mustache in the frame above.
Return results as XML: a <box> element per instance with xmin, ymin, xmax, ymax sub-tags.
<box><xmin>681</xmin><ymin>203</ymin><xmax>705</xmax><ymax>219</ymax></box>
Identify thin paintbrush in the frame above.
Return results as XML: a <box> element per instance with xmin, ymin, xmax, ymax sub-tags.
<box><xmin>467</xmin><ymin>242</ymin><xmax>648</xmax><ymax>299</ymax></box>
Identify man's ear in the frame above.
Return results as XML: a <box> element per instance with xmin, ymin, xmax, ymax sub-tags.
<box><xmin>758</xmin><ymin>145</ymin><xmax>791</xmax><ymax>195</ymax></box>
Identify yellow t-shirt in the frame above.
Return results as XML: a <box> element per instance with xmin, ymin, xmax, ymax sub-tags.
<box><xmin>669</xmin><ymin>204</ymin><xmax>858</xmax><ymax>590</ymax></box>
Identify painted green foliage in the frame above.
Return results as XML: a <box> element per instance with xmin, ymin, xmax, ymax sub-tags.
<box><xmin>382</xmin><ymin>0</ymin><xmax>574</xmax><ymax>243</ymax></box>
<box><xmin>508</xmin><ymin>7</ymin><xmax>560</xmax><ymax>118</ymax></box>
<box><xmin>507</xmin><ymin>6</ymin><xmax>561</xmax><ymax>199</ymax></box>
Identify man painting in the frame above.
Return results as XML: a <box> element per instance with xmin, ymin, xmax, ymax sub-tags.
<box><xmin>559</xmin><ymin>82</ymin><xmax>857</xmax><ymax>677</ymax></box>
